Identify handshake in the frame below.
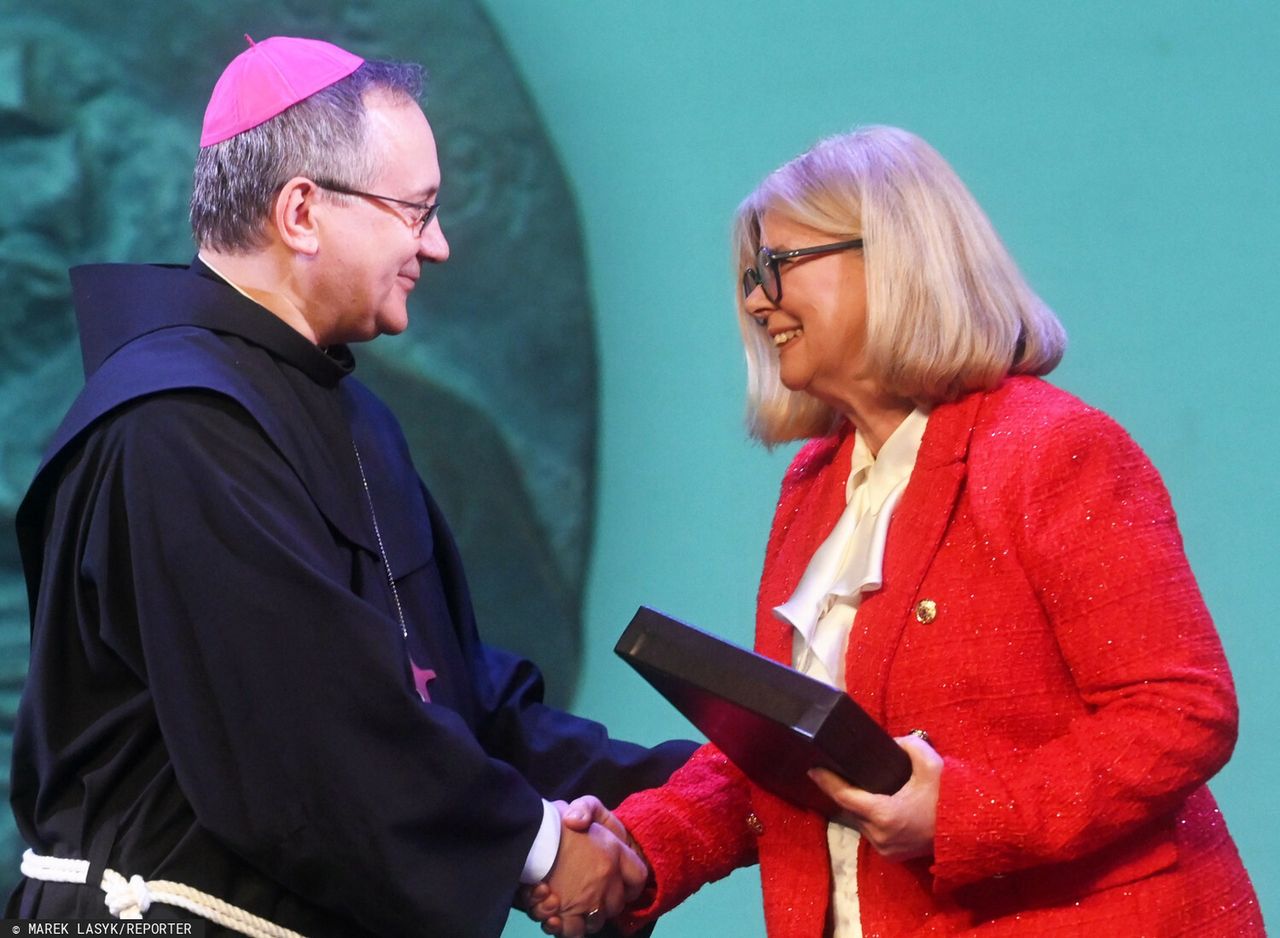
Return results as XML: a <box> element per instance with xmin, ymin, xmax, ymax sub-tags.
<box><xmin>521</xmin><ymin>796</ymin><xmax>642</xmax><ymax>938</ymax></box>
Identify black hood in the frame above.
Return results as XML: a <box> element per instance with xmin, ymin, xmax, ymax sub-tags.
<box><xmin>68</xmin><ymin>259</ymin><xmax>352</xmax><ymax>387</ymax></box>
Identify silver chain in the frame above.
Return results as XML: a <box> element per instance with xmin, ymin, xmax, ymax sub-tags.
<box><xmin>352</xmin><ymin>442</ymin><xmax>408</xmax><ymax>640</ymax></box>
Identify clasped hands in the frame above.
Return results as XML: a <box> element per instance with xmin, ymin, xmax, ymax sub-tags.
<box><xmin>522</xmin><ymin>733</ymin><xmax>942</xmax><ymax>936</ymax></box>
<box><xmin>521</xmin><ymin>797</ymin><xmax>645</xmax><ymax>937</ymax></box>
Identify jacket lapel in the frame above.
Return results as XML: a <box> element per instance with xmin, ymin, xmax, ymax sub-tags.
<box><xmin>843</xmin><ymin>391</ymin><xmax>985</xmax><ymax>721</ymax></box>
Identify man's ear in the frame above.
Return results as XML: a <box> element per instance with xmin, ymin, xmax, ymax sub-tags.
<box><xmin>274</xmin><ymin>177</ymin><xmax>322</xmax><ymax>256</ymax></box>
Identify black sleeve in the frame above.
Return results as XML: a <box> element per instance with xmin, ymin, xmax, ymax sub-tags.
<box><xmin>401</xmin><ymin>476</ymin><xmax>696</xmax><ymax>808</ymax></box>
<box><xmin>81</xmin><ymin>393</ymin><xmax>546</xmax><ymax>937</ymax></box>
<box><xmin>470</xmin><ymin>639</ymin><xmax>697</xmax><ymax>807</ymax></box>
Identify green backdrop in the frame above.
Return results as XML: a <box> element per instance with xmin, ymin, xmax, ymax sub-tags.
<box><xmin>479</xmin><ymin>3</ymin><xmax>1277</xmax><ymax>934</ymax></box>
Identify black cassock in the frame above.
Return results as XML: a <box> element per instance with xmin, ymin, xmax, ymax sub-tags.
<box><xmin>9</xmin><ymin>260</ymin><xmax>693</xmax><ymax>937</ymax></box>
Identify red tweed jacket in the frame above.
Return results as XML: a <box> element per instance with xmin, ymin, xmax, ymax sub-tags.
<box><xmin>615</xmin><ymin>377</ymin><xmax>1263</xmax><ymax>936</ymax></box>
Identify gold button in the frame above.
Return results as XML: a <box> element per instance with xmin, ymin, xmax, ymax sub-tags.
<box><xmin>915</xmin><ymin>599</ymin><xmax>937</xmax><ymax>624</ymax></box>
<box><xmin>746</xmin><ymin>812</ymin><xmax>764</xmax><ymax>835</ymax></box>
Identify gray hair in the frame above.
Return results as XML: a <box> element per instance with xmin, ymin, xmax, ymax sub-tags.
<box><xmin>190</xmin><ymin>60</ymin><xmax>424</xmax><ymax>252</ymax></box>
<box><xmin>734</xmin><ymin>125</ymin><xmax>1067</xmax><ymax>443</ymax></box>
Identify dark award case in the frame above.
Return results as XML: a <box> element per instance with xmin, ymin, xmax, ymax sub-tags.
<box><xmin>615</xmin><ymin>606</ymin><xmax>911</xmax><ymax>815</ymax></box>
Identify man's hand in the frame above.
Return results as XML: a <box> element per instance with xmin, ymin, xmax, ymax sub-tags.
<box><xmin>523</xmin><ymin>797</ymin><xmax>644</xmax><ymax>936</ymax></box>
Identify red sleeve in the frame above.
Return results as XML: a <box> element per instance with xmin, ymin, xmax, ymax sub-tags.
<box><xmin>612</xmin><ymin>744</ymin><xmax>759</xmax><ymax>930</ymax></box>
<box><xmin>931</xmin><ymin>406</ymin><xmax>1238</xmax><ymax>889</ymax></box>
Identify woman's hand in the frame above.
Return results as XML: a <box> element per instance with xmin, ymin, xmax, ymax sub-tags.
<box><xmin>808</xmin><ymin>732</ymin><xmax>942</xmax><ymax>861</ymax></box>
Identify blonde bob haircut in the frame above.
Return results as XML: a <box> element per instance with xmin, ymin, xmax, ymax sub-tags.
<box><xmin>735</xmin><ymin>125</ymin><xmax>1066</xmax><ymax>444</ymax></box>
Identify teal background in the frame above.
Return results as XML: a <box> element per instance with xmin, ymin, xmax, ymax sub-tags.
<box><xmin>0</xmin><ymin>3</ymin><xmax>1273</xmax><ymax>934</ymax></box>
<box><xmin>481</xmin><ymin>3</ymin><xmax>1278</xmax><ymax>935</ymax></box>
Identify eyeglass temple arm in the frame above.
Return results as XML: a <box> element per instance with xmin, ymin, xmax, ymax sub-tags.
<box><xmin>772</xmin><ymin>238</ymin><xmax>863</xmax><ymax>262</ymax></box>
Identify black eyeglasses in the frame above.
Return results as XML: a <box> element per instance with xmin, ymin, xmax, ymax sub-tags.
<box><xmin>741</xmin><ymin>238</ymin><xmax>863</xmax><ymax>304</ymax></box>
<box><xmin>311</xmin><ymin>178</ymin><xmax>439</xmax><ymax>237</ymax></box>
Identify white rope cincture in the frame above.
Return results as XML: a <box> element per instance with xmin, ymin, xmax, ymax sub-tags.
<box><xmin>19</xmin><ymin>850</ymin><xmax>89</xmax><ymax>884</ymax></box>
<box><xmin>22</xmin><ymin>849</ymin><xmax>307</xmax><ymax>938</ymax></box>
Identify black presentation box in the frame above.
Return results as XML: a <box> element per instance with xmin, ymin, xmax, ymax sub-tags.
<box><xmin>615</xmin><ymin>606</ymin><xmax>912</xmax><ymax>815</ymax></box>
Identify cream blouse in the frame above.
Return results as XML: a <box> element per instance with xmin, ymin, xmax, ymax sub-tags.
<box><xmin>773</xmin><ymin>408</ymin><xmax>928</xmax><ymax>938</ymax></box>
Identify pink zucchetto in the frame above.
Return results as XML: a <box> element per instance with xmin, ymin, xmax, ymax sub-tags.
<box><xmin>200</xmin><ymin>35</ymin><xmax>365</xmax><ymax>147</ymax></box>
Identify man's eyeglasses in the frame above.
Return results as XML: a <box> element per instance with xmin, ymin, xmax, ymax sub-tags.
<box><xmin>741</xmin><ymin>238</ymin><xmax>863</xmax><ymax>304</ymax></box>
<box><xmin>311</xmin><ymin>178</ymin><xmax>439</xmax><ymax>237</ymax></box>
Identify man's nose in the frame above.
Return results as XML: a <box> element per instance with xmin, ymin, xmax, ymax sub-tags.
<box><xmin>418</xmin><ymin>216</ymin><xmax>449</xmax><ymax>262</ymax></box>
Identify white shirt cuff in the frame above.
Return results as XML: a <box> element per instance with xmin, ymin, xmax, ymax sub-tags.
<box><xmin>519</xmin><ymin>799</ymin><xmax>563</xmax><ymax>884</ymax></box>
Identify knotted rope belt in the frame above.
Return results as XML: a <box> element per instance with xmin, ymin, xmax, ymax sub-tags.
<box><xmin>21</xmin><ymin>850</ymin><xmax>306</xmax><ymax>938</ymax></box>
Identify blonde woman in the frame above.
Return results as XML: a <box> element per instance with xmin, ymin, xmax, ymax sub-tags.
<box><xmin>533</xmin><ymin>126</ymin><xmax>1263</xmax><ymax>936</ymax></box>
